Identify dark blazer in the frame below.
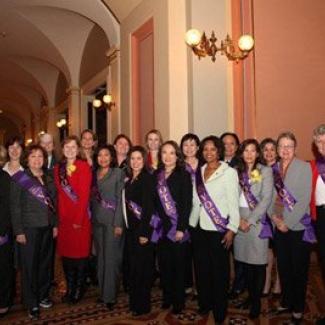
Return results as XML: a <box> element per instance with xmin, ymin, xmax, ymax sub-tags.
<box><xmin>154</xmin><ymin>167</ymin><xmax>193</xmax><ymax>234</ymax></box>
<box><xmin>91</xmin><ymin>167</ymin><xmax>124</xmax><ymax>227</ymax></box>
<box><xmin>11</xmin><ymin>169</ymin><xmax>57</xmax><ymax>236</ymax></box>
<box><xmin>47</xmin><ymin>154</ymin><xmax>57</xmax><ymax>170</ymax></box>
<box><xmin>124</xmin><ymin>170</ymin><xmax>155</xmax><ymax>238</ymax></box>
<box><xmin>224</xmin><ymin>156</ymin><xmax>240</xmax><ymax>168</ymax></box>
<box><xmin>0</xmin><ymin>169</ymin><xmax>11</xmax><ymax>236</ymax></box>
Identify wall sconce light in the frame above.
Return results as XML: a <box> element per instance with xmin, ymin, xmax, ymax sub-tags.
<box><xmin>185</xmin><ymin>29</ymin><xmax>254</xmax><ymax>63</ymax></box>
<box><xmin>92</xmin><ymin>93</ymin><xmax>115</xmax><ymax>111</ymax></box>
<box><xmin>56</xmin><ymin>118</ymin><xmax>67</xmax><ymax>128</ymax></box>
<box><xmin>26</xmin><ymin>138</ymin><xmax>33</xmax><ymax>145</ymax></box>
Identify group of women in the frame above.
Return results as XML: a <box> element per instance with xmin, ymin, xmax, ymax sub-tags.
<box><xmin>0</xmin><ymin>125</ymin><xmax>323</xmax><ymax>325</ymax></box>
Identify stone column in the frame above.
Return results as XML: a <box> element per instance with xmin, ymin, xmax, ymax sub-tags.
<box><xmin>67</xmin><ymin>86</ymin><xmax>81</xmax><ymax>136</ymax></box>
<box><xmin>46</xmin><ymin>106</ymin><xmax>60</xmax><ymax>146</ymax></box>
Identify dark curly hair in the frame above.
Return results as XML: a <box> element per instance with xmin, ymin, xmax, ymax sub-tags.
<box><xmin>94</xmin><ymin>144</ymin><xmax>117</xmax><ymax>169</ymax></box>
<box><xmin>25</xmin><ymin>144</ymin><xmax>48</xmax><ymax>169</ymax></box>
<box><xmin>126</xmin><ymin>145</ymin><xmax>148</xmax><ymax>177</ymax></box>
<box><xmin>158</xmin><ymin>140</ymin><xmax>185</xmax><ymax>169</ymax></box>
<box><xmin>199</xmin><ymin>135</ymin><xmax>225</xmax><ymax>163</ymax></box>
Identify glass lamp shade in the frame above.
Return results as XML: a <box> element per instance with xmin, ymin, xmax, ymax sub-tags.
<box><xmin>185</xmin><ymin>29</ymin><xmax>202</xmax><ymax>46</ymax></box>
<box><xmin>93</xmin><ymin>99</ymin><xmax>102</xmax><ymax>108</ymax></box>
<box><xmin>238</xmin><ymin>34</ymin><xmax>254</xmax><ymax>51</ymax></box>
<box><xmin>56</xmin><ymin>121</ymin><xmax>62</xmax><ymax>128</ymax></box>
<box><xmin>60</xmin><ymin>118</ymin><xmax>66</xmax><ymax>126</ymax></box>
<box><xmin>103</xmin><ymin>94</ymin><xmax>112</xmax><ymax>104</ymax></box>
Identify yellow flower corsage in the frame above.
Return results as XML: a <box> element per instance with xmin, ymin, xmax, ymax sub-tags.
<box><xmin>250</xmin><ymin>169</ymin><xmax>262</xmax><ymax>183</ymax></box>
<box><xmin>67</xmin><ymin>163</ymin><xmax>77</xmax><ymax>176</ymax></box>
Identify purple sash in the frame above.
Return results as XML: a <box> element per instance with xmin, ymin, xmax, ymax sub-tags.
<box><xmin>239</xmin><ymin>171</ymin><xmax>272</xmax><ymax>239</ymax></box>
<box><xmin>92</xmin><ymin>173</ymin><xmax>116</xmax><ymax>213</ymax></box>
<box><xmin>271</xmin><ymin>163</ymin><xmax>297</xmax><ymax>212</ymax></box>
<box><xmin>316</xmin><ymin>158</ymin><xmax>325</xmax><ymax>183</ymax></box>
<box><xmin>0</xmin><ymin>234</ymin><xmax>9</xmax><ymax>246</ymax></box>
<box><xmin>272</xmin><ymin>163</ymin><xmax>316</xmax><ymax>243</ymax></box>
<box><xmin>126</xmin><ymin>200</ymin><xmax>162</xmax><ymax>243</ymax></box>
<box><xmin>195</xmin><ymin>168</ymin><xmax>228</xmax><ymax>232</ymax></box>
<box><xmin>12</xmin><ymin>170</ymin><xmax>55</xmax><ymax>212</ymax></box>
<box><xmin>185</xmin><ymin>163</ymin><xmax>196</xmax><ymax>182</ymax></box>
<box><xmin>59</xmin><ymin>163</ymin><xmax>78</xmax><ymax>203</ymax></box>
<box><xmin>157</xmin><ymin>171</ymin><xmax>190</xmax><ymax>242</ymax></box>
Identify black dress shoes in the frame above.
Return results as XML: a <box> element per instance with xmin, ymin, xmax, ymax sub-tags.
<box><xmin>316</xmin><ymin>316</ymin><xmax>325</xmax><ymax>325</ymax></box>
<box><xmin>171</xmin><ymin>307</ymin><xmax>183</xmax><ymax>315</ymax></box>
<box><xmin>161</xmin><ymin>302</ymin><xmax>171</xmax><ymax>309</ymax></box>
<box><xmin>0</xmin><ymin>307</ymin><xmax>9</xmax><ymax>318</ymax></box>
<box><xmin>106</xmin><ymin>302</ymin><xmax>115</xmax><ymax>311</ymax></box>
<box><xmin>197</xmin><ymin>307</ymin><xmax>210</xmax><ymax>316</ymax></box>
<box><xmin>28</xmin><ymin>307</ymin><xmax>40</xmax><ymax>320</ymax></box>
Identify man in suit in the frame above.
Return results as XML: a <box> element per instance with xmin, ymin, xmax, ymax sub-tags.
<box><xmin>39</xmin><ymin>133</ymin><xmax>57</xmax><ymax>286</ymax></box>
<box><xmin>39</xmin><ymin>133</ymin><xmax>56</xmax><ymax>170</ymax></box>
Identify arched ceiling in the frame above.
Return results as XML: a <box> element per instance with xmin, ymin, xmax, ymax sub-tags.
<box><xmin>103</xmin><ymin>0</ymin><xmax>143</xmax><ymax>22</ymax></box>
<box><xmin>0</xmin><ymin>0</ymin><xmax>120</xmax><ymax>137</ymax></box>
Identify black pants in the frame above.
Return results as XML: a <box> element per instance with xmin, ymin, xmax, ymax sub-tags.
<box><xmin>126</xmin><ymin>229</ymin><xmax>154</xmax><ymax>314</ymax></box>
<box><xmin>316</xmin><ymin>206</ymin><xmax>325</xmax><ymax>277</ymax></box>
<box><xmin>19</xmin><ymin>227</ymin><xmax>53</xmax><ymax>309</ymax></box>
<box><xmin>232</xmin><ymin>260</ymin><xmax>247</xmax><ymax>293</ymax></box>
<box><xmin>158</xmin><ymin>238</ymin><xmax>186</xmax><ymax>310</ymax></box>
<box><xmin>184</xmin><ymin>241</ymin><xmax>194</xmax><ymax>289</ymax></box>
<box><xmin>245</xmin><ymin>263</ymin><xmax>266</xmax><ymax>313</ymax></box>
<box><xmin>62</xmin><ymin>256</ymin><xmax>89</xmax><ymax>300</ymax></box>
<box><xmin>191</xmin><ymin>227</ymin><xmax>229</xmax><ymax>323</ymax></box>
<box><xmin>0</xmin><ymin>239</ymin><xmax>14</xmax><ymax>308</ymax></box>
<box><xmin>274</xmin><ymin>229</ymin><xmax>311</xmax><ymax>313</ymax></box>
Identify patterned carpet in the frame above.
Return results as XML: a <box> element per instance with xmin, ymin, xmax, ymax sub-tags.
<box><xmin>1</xmin><ymin>253</ymin><xmax>325</xmax><ymax>324</ymax></box>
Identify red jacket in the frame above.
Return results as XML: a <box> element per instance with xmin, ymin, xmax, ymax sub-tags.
<box><xmin>310</xmin><ymin>159</ymin><xmax>319</xmax><ymax>221</ymax></box>
<box><xmin>54</xmin><ymin>160</ymin><xmax>92</xmax><ymax>258</ymax></box>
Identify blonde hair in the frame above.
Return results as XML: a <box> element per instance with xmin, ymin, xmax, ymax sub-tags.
<box><xmin>145</xmin><ymin>129</ymin><xmax>163</xmax><ymax>147</ymax></box>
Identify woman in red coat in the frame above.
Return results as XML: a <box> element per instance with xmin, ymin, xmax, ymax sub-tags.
<box><xmin>54</xmin><ymin>136</ymin><xmax>92</xmax><ymax>304</ymax></box>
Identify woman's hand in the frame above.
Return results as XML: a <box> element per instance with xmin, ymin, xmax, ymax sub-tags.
<box><xmin>114</xmin><ymin>227</ymin><xmax>123</xmax><ymax>237</ymax></box>
<box><xmin>175</xmin><ymin>231</ymin><xmax>184</xmax><ymax>242</ymax></box>
<box><xmin>222</xmin><ymin>230</ymin><xmax>234</xmax><ymax>249</ymax></box>
<box><xmin>277</xmin><ymin>221</ymin><xmax>289</xmax><ymax>233</ymax></box>
<box><xmin>139</xmin><ymin>236</ymin><xmax>149</xmax><ymax>245</ymax></box>
<box><xmin>239</xmin><ymin>218</ymin><xmax>250</xmax><ymax>232</ymax></box>
<box><xmin>271</xmin><ymin>214</ymin><xmax>282</xmax><ymax>226</ymax></box>
<box><xmin>53</xmin><ymin>227</ymin><xmax>58</xmax><ymax>238</ymax></box>
<box><xmin>16</xmin><ymin>234</ymin><xmax>27</xmax><ymax>245</ymax></box>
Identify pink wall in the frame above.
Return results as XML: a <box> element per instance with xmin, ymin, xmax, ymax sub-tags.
<box><xmin>253</xmin><ymin>0</ymin><xmax>325</xmax><ymax>160</ymax></box>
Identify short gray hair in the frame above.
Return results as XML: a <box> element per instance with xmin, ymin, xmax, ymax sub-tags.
<box><xmin>313</xmin><ymin>124</ymin><xmax>325</xmax><ymax>139</ymax></box>
<box><xmin>39</xmin><ymin>133</ymin><xmax>53</xmax><ymax>143</ymax></box>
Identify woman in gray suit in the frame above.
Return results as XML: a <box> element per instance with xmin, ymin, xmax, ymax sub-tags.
<box><xmin>91</xmin><ymin>145</ymin><xmax>124</xmax><ymax>310</ymax></box>
<box><xmin>233</xmin><ymin>139</ymin><xmax>274</xmax><ymax>319</ymax></box>
<box><xmin>270</xmin><ymin>132</ymin><xmax>315</xmax><ymax>324</ymax></box>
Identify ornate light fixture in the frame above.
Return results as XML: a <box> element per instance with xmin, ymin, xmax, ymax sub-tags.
<box><xmin>56</xmin><ymin>118</ymin><xmax>67</xmax><ymax>128</ymax></box>
<box><xmin>92</xmin><ymin>93</ymin><xmax>115</xmax><ymax>111</ymax></box>
<box><xmin>185</xmin><ymin>29</ymin><xmax>254</xmax><ymax>63</ymax></box>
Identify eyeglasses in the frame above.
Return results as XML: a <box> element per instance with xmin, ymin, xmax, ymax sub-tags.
<box><xmin>278</xmin><ymin>145</ymin><xmax>295</xmax><ymax>150</ymax></box>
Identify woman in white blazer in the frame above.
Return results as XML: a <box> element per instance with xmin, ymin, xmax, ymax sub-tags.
<box><xmin>189</xmin><ymin>135</ymin><xmax>239</xmax><ymax>324</ymax></box>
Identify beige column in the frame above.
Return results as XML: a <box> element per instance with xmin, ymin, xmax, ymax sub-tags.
<box><xmin>67</xmin><ymin>86</ymin><xmax>81</xmax><ymax>136</ymax></box>
<box><xmin>167</xmin><ymin>0</ymin><xmax>191</xmax><ymax>142</ymax></box>
<box><xmin>106</xmin><ymin>46</ymin><xmax>121</xmax><ymax>143</ymax></box>
<box><xmin>46</xmin><ymin>106</ymin><xmax>60</xmax><ymax>146</ymax></box>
